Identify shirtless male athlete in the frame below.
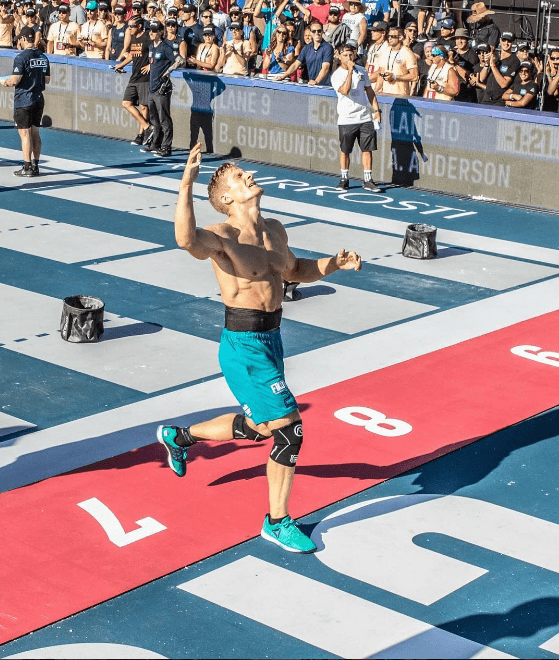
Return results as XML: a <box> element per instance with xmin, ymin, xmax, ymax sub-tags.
<box><xmin>157</xmin><ymin>143</ymin><xmax>362</xmax><ymax>553</ymax></box>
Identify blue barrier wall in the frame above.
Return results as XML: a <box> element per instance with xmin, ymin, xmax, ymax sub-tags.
<box><xmin>0</xmin><ymin>51</ymin><xmax>557</xmax><ymax>210</ymax></box>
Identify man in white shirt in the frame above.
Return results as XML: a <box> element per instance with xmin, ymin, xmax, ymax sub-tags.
<box><xmin>376</xmin><ymin>25</ymin><xmax>418</xmax><ymax>95</ymax></box>
<box><xmin>79</xmin><ymin>0</ymin><xmax>108</xmax><ymax>57</ymax></box>
<box><xmin>331</xmin><ymin>40</ymin><xmax>382</xmax><ymax>192</ymax></box>
<box><xmin>47</xmin><ymin>2</ymin><xmax>79</xmax><ymax>54</ymax></box>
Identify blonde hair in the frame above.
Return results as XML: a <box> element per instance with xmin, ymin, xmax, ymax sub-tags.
<box><xmin>208</xmin><ymin>161</ymin><xmax>236</xmax><ymax>215</ymax></box>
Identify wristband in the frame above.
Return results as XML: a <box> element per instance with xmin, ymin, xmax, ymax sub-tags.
<box><xmin>438</xmin><ymin>84</ymin><xmax>444</xmax><ymax>93</ymax></box>
<box><xmin>393</xmin><ymin>73</ymin><xmax>397</xmax><ymax>81</ymax></box>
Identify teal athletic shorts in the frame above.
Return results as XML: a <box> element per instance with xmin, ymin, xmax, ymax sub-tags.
<box><xmin>219</xmin><ymin>327</ymin><xmax>298</xmax><ymax>425</ymax></box>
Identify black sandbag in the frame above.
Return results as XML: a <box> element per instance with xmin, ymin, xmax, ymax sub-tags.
<box><xmin>402</xmin><ymin>223</ymin><xmax>438</xmax><ymax>259</ymax></box>
<box><xmin>60</xmin><ymin>295</ymin><xmax>105</xmax><ymax>343</ymax></box>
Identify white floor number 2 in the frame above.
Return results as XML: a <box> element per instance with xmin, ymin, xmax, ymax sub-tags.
<box><xmin>77</xmin><ymin>497</ymin><xmax>166</xmax><ymax>547</ymax></box>
<box><xmin>333</xmin><ymin>406</ymin><xmax>412</xmax><ymax>437</ymax></box>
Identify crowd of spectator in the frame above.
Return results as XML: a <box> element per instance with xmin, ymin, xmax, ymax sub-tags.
<box><xmin>0</xmin><ymin>0</ymin><xmax>558</xmax><ymax>111</ymax></box>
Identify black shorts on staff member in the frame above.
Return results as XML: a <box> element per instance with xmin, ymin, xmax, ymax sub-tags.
<box><xmin>338</xmin><ymin>121</ymin><xmax>377</xmax><ymax>155</ymax></box>
<box><xmin>122</xmin><ymin>81</ymin><xmax>150</xmax><ymax>108</ymax></box>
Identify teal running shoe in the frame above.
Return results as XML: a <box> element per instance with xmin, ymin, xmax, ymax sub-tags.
<box><xmin>157</xmin><ymin>425</ymin><xmax>194</xmax><ymax>477</ymax></box>
<box><xmin>261</xmin><ymin>515</ymin><xmax>317</xmax><ymax>554</ymax></box>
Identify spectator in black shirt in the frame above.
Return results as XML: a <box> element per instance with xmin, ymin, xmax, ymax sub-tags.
<box><xmin>543</xmin><ymin>47</ymin><xmax>559</xmax><ymax>112</ymax></box>
<box><xmin>451</xmin><ymin>27</ymin><xmax>477</xmax><ymax>101</ymax></box>
<box><xmin>469</xmin><ymin>42</ymin><xmax>488</xmax><ymax>102</ymax></box>
<box><xmin>436</xmin><ymin>16</ymin><xmax>455</xmax><ymax>51</ymax></box>
<box><xmin>467</xmin><ymin>1</ymin><xmax>499</xmax><ymax>52</ymax></box>
<box><xmin>143</xmin><ymin>20</ymin><xmax>175</xmax><ymax>157</ymax></box>
<box><xmin>165</xmin><ymin>17</ymin><xmax>182</xmax><ymax>56</ymax></box>
<box><xmin>115</xmin><ymin>18</ymin><xmax>154</xmax><ymax>146</ymax></box>
<box><xmin>503</xmin><ymin>60</ymin><xmax>539</xmax><ymax>109</ymax></box>
<box><xmin>1</xmin><ymin>27</ymin><xmax>50</xmax><ymax>177</ymax></box>
<box><xmin>179</xmin><ymin>3</ymin><xmax>201</xmax><ymax>65</ymax></box>
<box><xmin>39</xmin><ymin>0</ymin><xmax>62</xmax><ymax>40</ymax></box>
<box><xmin>402</xmin><ymin>21</ymin><xmax>422</xmax><ymax>58</ymax></box>
<box><xmin>106</xmin><ymin>5</ymin><xmax>126</xmax><ymax>60</ymax></box>
<box><xmin>479</xmin><ymin>31</ymin><xmax>519</xmax><ymax>105</ymax></box>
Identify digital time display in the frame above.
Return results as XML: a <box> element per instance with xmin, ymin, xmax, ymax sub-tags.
<box><xmin>497</xmin><ymin>120</ymin><xmax>559</xmax><ymax>160</ymax></box>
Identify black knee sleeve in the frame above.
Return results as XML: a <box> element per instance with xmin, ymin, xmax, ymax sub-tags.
<box><xmin>270</xmin><ymin>421</ymin><xmax>303</xmax><ymax>467</ymax></box>
<box><xmin>233</xmin><ymin>414</ymin><xmax>267</xmax><ymax>442</ymax></box>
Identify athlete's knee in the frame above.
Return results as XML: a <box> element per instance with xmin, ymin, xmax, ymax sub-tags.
<box><xmin>233</xmin><ymin>414</ymin><xmax>269</xmax><ymax>442</ymax></box>
<box><xmin>270</xmin><ymin>420</ymin><xmax>303</xmax><ymax>467</ymax></box>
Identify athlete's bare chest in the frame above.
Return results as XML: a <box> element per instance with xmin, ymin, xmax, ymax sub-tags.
<box><xmin>219</xmin><ymin>227</ymin><xmax>287</xmax><ymax>279</ymax></box>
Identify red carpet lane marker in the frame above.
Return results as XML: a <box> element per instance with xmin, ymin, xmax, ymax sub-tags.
<box><xmin>1</xmin><ymin>310</ymin><xmax>558</xmax><ymax>644</ymax></box>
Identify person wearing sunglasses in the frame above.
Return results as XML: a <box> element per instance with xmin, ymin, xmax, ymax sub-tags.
<box><xmin>217</xmin><ymin>20</ymin><xmax>250</xmax><ymax>75</ymax></box>
<box><xmin>543</xmin><ymin>48</ymin><xmax>559</xmax><ymax>111</ymax></box>
<box><xmin>115</xmin><ymin>18</ymin><xmax>154</xmax><ymax>146</ymax></box>
<box><xmin>97</xmin><ymin>1</ymin><xmax>112</xmax><ymax>28</ymax></box>
<box><xmin>143</xmin><ymin>20</ymin><xmax>175</xmax><ymax>156</ymax></box>
<box><xmin>164</xmin><ymin>16</ymin><xmax>182</xmax><ymax>56</ymax></box>
<box><xmin>365</xmin><ymin>19</ymin><xmax>387</xmax><ymax>83</ymax></box>
<box><xmin>402</xmin><ymin>20</ymin><xmax>422</xmax><ymax>58</ymax></box>
<box><xmin>263</xmin><ymin>25</ymin><xmax>295</xmax><ymax>75</ymax></box>
<box><xmin>46</xmin><ymin>2</ymin><xmax>79</xmax><ymax>54</ymax></box>
<box><xmin>179</xmin><ymin>4</ymin><xmax>201</xmax><ymax>65</ymax></box>
<box><xmin>105</xmin><ymin>4</ymin><xmax>126</xmax><ymax>60</ymax></box>
<box><xmin>225</xmin><ymin>4</ymin><xmax>257</xmax><ymax>54</ymax></box>
<box><xmin>342</xmin><ymin>0</ymin><xmax>367</xmax><ymax>60</ymax></box>
<box><xmin>79</xmin><ymin>1</ymin><xmax>109</xmax><ymax>57</ymax></box>
<box><xmin>188</xmin><ymin>24</ymin><xmax>219</xmax><ymax>69</ymax></box>
<box><xmin>479</xmin><ymin>31</ymin><xmax>520</xmax><ymax>105</ymax></box>
<box><xmin>276</xmin><ymin>20</ymin><xmax>333</xmax><ymax>85</ymax></box>
<box><xmin>503</xmin><ymin>60</ymin><xmax>539</xmax><ymax>109</ymax></box>
<box><xmin>376</xmin><ymin>26</ymin><xmax>418</xmax><ymax>96</ymax></box>
<box><xmin>198</xmin><ymin>8</ymin><xmax>223</xmax><ymax>45</ymax></box>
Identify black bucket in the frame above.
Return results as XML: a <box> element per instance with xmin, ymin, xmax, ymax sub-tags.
<box><xmin>283</xmin><ymin>280</ymin><xmax>302</xmax><ymax>302</ymax></box>
<box><xmin>402</xmin><ymin>224</ymin><xmax>438</xmax><ymax>259</ymax></box>
<box><xmin>60</xmin><ymin>295</ymin><xmax>105</xmax><ymax>343</ymax></box>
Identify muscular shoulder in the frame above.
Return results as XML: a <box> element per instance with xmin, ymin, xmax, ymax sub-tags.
<box><xmin>263</xmin><ymin>217</ymin><xmax>288</xmax><ymax>240</ymax></box>
<box><xmin>205</xmin><ymin>221</ymin><xmax>237</xmax><ymax>241</ymax></box>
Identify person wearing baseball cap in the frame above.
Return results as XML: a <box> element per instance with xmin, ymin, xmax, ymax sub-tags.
<box><xmin>18</xmin><ymin>5</ymin><xmax>43</xmax><ymax>49</ymax></box>
<box><xmin>365</xmin><ymin>19</ymin><xmax>389</xmax><ymax>83</ymax></box>
<box><xmin>402</xmin><ymin>20</ymin><xmax>422</xmax><ymax>58</ymax></box>
<box><xmin>105</xmin><ymin>2</ymin><xmax>126</xmax><ymax>59</ymax></box>
<box><xmin>79</xmin><ymin>0</ymin><xmax>109</xmax><ymax>56</ymax></box>
<box><xmin>179</xmin><ymin>3</ymin><xmax>202</xmax><ymax>66</ymax></box>
<box><xmin>322</xmin><ymin>4</ymin><xmax>343</xmax><ymax>45</ymax></box>
<box><xmin>479</xmin><ymin>29</ymin><xmax>520</xmax><ymax>105</ymax></box>
<box><xmin>437</xmin><ymin>16</ymin><xmax>455</xmax><ymax>50</ymax></box>
<box><xmin>515</xmin><ymin>40</ymin><xmax>530</xmax><ymax>63</ymax></box>
<box><xmin>46</xmin><ymin>2</ymin><xmax>79</xmax><ymax>54</ymax></box>
<box><xmin>1</xmin><ymin>25</ymin><xmax>50</xmax><ymax>177</ymax></box>
<box><xmin>331</xmin><ymin>40</ymin><xmax>382</xmax><ymax>192</ymax></box>
<box><xmin>143</xmin><ymin>18</ymin><xmax>175</xmax><ymax>157</ymax></box>
<box><xmin>503</xmin><ymin>59</ymin><xmax>539</xmax><ymax>109</ymax></box>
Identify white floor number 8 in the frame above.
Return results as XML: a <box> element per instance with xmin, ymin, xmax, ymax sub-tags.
<box><xmin>333</xmin><ymin>406</ymin><xmax>412</xmax><ymax>437</ymax></box>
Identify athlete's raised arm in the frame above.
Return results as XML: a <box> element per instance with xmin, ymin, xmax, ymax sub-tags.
<box><xmin>175</xmin><ymin>143</ymin><xmax>223</xmax><ymax>260</ymax></box>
